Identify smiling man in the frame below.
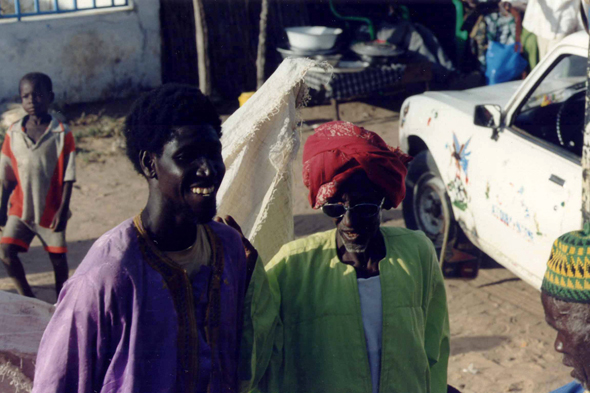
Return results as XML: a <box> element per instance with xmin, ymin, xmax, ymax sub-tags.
<box><xmin>32</xmin><ymin>85</ymin><xmax>256</xmax><ymax>392</ymax></box>
<box><xmin>542</xmin><ymin>225</ymin><xmax>590</xmax><ymax>393</ymax></box>
<box><xmin>262</xmin><ymin>121</ymin><xmax>450</xmax><ymax>393</ymax></box>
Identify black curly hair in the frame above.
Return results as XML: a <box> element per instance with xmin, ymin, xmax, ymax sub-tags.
<box><xmin>124</xmin><ymin>84</ymin><xmax>222</xmax><ymax>175</ymax></box>
<box><xmin>20</xmin><ymin>72</ymin><xmax>53</xmax><ymax>94</ymax></box>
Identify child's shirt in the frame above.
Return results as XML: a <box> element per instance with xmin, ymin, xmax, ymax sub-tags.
<box><xmin>0</xmin><ymin>115</ymin><xmax>76</xmax><ymax>228</ymax></box>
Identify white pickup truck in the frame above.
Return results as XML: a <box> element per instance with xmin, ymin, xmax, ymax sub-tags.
<box><xmin>399</xmin><ymin>31</ymin><xmax>588</xmax><ymax>289</ymax></box>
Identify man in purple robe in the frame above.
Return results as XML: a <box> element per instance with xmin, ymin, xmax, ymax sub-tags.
<box><xmin>32</xmin><ymin>85</ymin><xmax>257</xmax><ymax>392</ymax></box>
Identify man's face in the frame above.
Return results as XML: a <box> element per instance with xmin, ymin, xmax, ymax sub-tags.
<box><xmin>328</xmin><ymin>172</ymin><xmax>383</xmax><ymax>253</ymax></box>
<box><xmin>20</xmin><ymin>80</ymin><xmax>53</xmax><ymax>117</ymax></box>
<box><xmin>542</xmin><ymin>292</ymin><xmax>590</xmax><ymax>388</ymax></box>
<box><xmin>153</xmin><ymin>125</ymin><xmax>225</xmax><ymax>223</ymax></box>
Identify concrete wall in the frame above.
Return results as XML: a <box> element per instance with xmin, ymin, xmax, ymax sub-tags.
<box><xmin>0</xmin><ymin>0</ymin><xmax>161</xmax><ymax>105</ymax></box>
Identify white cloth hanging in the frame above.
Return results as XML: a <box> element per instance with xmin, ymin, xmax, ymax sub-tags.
<box><xmin>218</xmin><ymin>58</ymin><xmax>330</xmax><ymax>264</ymax></box>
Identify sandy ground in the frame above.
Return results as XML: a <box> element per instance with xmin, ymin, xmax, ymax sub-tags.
<box><xmin>0</xmin><ymin>99</ymin><xmax>573</xmax><ymax>393</ymax></box>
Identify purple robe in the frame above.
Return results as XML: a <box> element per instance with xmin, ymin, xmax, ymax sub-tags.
<box><xmin>32</xmin><ymin>217</ymin><xmax>247</xmax><ymax>393</ymax></box>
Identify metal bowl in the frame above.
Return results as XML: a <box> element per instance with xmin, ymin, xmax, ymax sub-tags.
<box><xmin>314</xmin><ymin>54</ymin><xmax>343</xmax><ymax>66</ymax></box>
<box><xmin>276</xmin><ymin>47</ymin><xmax>342</xmax><ymax>66</ymax></box>
<box><xmin>350</xmin><ymin>42</ymin><xmax>405</xmax><ymax>57</ymax></box>
<box><xmin>351</xmin><ymin>42</ymin><xmax>405</xmax><ymax>65</ymax></box>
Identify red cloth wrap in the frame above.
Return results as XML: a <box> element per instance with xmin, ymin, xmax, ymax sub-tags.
<box><xmin>302</xmin><ymin>121</ymin><xmax>413</xmax><ymax>209</ymax></box>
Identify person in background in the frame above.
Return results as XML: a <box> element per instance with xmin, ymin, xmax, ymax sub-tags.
<box><xmin>261</xmin><ymin>120</ymin><xmax>450</xmax><ymax>393</ymax></box>
<box><xmin>501</xmin><ymin>0</ymin><xmax>539</xmax><ymax>71</ymax></box>
<box><xmin>581</xmin><ymin>0</ymin><xmax>589</xmax><ymax>33</ymax></box>
<box><xmin>523</xmin><ymin>0</ymin><xmax>582</xmax><ymax>59</ymax></box>
<box><xmin>0</xmin><ymin>72</ymin><xmax>75</xmax><ymax>298</ymax></box>
<box><xmin>463</xmin><ymin>0</ymin><xmax>527</xmax><ymax>74</ymax></box>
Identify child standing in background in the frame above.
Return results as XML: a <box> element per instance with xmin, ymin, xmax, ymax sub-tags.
<box><xmin>0</xmin><ymin>72</ymin><xmax>75</xmax><ymax>298</ymax></box>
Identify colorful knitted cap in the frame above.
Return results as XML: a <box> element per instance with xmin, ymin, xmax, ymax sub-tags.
<box><xmin>542</xmin><ymin>223</ymin><xmax>590</xmax><ymax>303</ymax></box>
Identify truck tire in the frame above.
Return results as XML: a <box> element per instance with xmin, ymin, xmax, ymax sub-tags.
<box><xmin>403</xmin><ymin>150</ymin><xmax>456</xmax><ymax>246</ymax></box>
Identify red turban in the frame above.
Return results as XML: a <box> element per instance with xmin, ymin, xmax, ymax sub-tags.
<box><xmin>302</xmin><ymin>121</ymin><xmax>413</xmax><ymax>209</ymax></box>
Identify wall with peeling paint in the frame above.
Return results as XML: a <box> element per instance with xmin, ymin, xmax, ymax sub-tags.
<box><xmin>0</xmin><ymin>2</ymin><xmax>160</xmax><ymax>105</ymax></box>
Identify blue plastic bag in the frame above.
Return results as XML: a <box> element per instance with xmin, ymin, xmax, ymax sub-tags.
<box><xmin>485</xmin><ymin>41</ymin><xmax>528</xmax><ymax>85</ymax></box>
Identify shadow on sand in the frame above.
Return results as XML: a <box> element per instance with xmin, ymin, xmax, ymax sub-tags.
<box><xmin>451</xmin><ymin>335</ymin><xmax>510</xmax><ymax>356</ymax></box>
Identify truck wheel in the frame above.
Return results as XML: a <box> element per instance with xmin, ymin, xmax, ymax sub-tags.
<box><xmin>403</xmin><ymin>150</ymin><xmax>456</xmax><ymax>246</ymax></box>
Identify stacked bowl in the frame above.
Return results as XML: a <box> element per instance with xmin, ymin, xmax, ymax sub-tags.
<box><xmin>277</xmin><ymin>26</ymin><xmax>343</xmax><ymax>66</ymax></box>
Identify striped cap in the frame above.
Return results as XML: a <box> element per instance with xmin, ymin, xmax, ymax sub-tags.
<box><xmin>542</xmin><ymin>223</ymin><xmax>590</xmax><ymax>303</ymax></box>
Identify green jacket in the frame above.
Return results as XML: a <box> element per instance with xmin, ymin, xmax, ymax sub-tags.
<box><xmin>262</xmin><ymin>227</ymin><xmax>450</xmax><ymax>393</ymax></box>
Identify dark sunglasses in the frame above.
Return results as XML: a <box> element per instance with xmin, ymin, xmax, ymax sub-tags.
<box><xmin>321</xmin><ymin>198</ymin><xmax>385</xmax><ymax>219</ymax></box>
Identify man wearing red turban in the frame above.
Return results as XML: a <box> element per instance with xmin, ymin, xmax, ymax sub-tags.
<box><xmin>262</xmin><ymin>121</ymin><xmax>450</xmax><ymax>393</ymax></box>
<box><xmin>302</xmin><ymin>120</ymin><xmax>413</xmax><ymax>210</ymax></box>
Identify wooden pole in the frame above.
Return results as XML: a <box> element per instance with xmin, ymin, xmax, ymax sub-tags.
<box><xmin>193</xmin><ymin>0</ymin><xmax>211</xmax><ymax>95</ymax></box>
<box><xmin>256</xmin><ymin>0</ymin><xmax>269</xmax><ymax>90</ymax></box>
<box><xmin>583</xmin><ymin>1</ymin><xmax>590</xmax><ymax>224</ymax></box>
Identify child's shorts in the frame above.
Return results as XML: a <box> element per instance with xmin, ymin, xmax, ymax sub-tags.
<box><xmin>0</xmin><ymin>216</ymin><xmax>67</xmax><ymax>254</ymax></box>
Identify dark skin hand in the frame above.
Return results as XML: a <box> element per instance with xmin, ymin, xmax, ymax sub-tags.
<box><xmin>0</xmin><ymin>180</ymin><xmax>16</xmax><ymax>227</ymax></box>
<box><xmin>464</xmin><ymin>0</ymin><xmax>477</xmax><ymax>8</ymax></box>
<box><xmin>51</xmin><ymin>181</ymin><xmax>73</xmax><ymax>232</ymax></box>
<box><xmin>215</xmin><ymin>215</ymin><xmax>258</xmax><ymax>284</ymax></box>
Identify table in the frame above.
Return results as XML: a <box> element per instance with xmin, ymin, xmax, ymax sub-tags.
<box><xmin>304</xmin><ymin>62</ymin><xmax>433</xmax><ymax>120</ymax></box>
